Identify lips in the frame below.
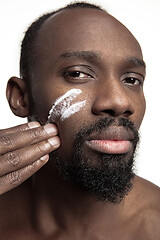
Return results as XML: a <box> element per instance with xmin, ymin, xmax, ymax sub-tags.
<box><xmin>86</xmin><ymin>140</ymin><xmax>132</xmax><ymax>154</ymax></box>
<box><xmin>85</xmin><ymin>126</ymin><xmax>134</xmax><ymax>154</ymax></box>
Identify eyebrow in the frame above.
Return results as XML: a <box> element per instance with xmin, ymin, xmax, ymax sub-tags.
<box><xmin>59</xmin><ymin>50</ymin><xmax>146</xmax><ymax>70</ymax></box>
<box><xmin>126</xmin><ymin>56</ymin><xmax>146</xmax><ymax>69</ymax></box>
<box><xmin>60</xmin><ymin>50</ymin><xmax>100</xmax><ymax>62</ymax></box>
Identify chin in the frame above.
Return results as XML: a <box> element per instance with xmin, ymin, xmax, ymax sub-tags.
<box><xmin>50</xmin><ymin>146</ymin><xmax>136</xmax><ymax>203</ymax></box>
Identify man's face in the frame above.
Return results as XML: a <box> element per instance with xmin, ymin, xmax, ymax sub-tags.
<box><xmin>29</xmin><ymin>8</ymin><xmax>146</xmax><ymax>202</ymax></box>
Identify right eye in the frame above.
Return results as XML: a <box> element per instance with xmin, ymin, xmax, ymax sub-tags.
<box><xmin>63</xmin><ymin>71</ymin><xmax>93</xmax><ymax>79</ymax></box>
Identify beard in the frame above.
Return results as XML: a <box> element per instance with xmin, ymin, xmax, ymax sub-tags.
<box><xmin>49</xmin><ymin>117</ymin><xmax>139</xmax><ymax>204</ymax></box>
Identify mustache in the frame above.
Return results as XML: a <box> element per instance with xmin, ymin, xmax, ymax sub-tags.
<box><xmin>74</xmin><ymin>117</ymin><xmax>139</xmax><ymax>144</ymax></box>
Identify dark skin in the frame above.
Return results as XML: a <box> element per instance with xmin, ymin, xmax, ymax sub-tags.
<box><xmin>0</xmin><ymin>8</ymin><xmax>159</xmax><ymax>240</ymax></box>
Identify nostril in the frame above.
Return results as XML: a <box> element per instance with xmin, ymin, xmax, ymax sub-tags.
<box><xmin>101</xmin><ymin>109</ymin><xmax>115</xmax><ymax>116</ymax></box>
<box><xmin>101</xmin><ymin>109</ymin><xmax>133</xmax><ymax>117</ymax></box>
<box><xmin>123</xmin><ymin>110</ymin><xmax>132</xmax><ymax>117</ymax></box>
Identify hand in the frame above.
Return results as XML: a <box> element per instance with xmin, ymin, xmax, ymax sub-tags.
<box><xmin>0</xmin><ymin>122</ymin><xmax>60</xmax><ymax>195</ymax></box>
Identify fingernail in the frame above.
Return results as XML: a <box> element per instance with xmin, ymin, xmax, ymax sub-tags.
<box><xmin>44</xmin><ymin>124</ymin><xmax>57</xmax><ymax>135</ymax></box>
<box><xmin>28</xmin><ymin>121</ymin><xmax>40</xmax><ymax>129</ymax></box>
<box><xmin>48</xmin><ymin>137</ymin><xmax>60</xmax><ymax>147</ymax></box>
<box><xmin>40</xmin><ymin>154</ymin><xmax>49</xmax><ymax>161</ymax></box>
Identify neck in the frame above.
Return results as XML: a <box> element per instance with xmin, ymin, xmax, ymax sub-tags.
<box><xmin>32</xmin><ymin>163</ymin><xmax>129</xmax><ymax>236</ymax></box>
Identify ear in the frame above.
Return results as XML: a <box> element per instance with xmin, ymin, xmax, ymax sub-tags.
<box><xmin>6</xmin><ymin>77</ymin><xmax>30</xmax><ymax>117</ymax></box>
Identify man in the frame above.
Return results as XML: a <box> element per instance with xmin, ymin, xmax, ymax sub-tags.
<box><xmin>0</xmin><ymin>2</ymin><xmax>159</xmax><ymax>239</ymax></box>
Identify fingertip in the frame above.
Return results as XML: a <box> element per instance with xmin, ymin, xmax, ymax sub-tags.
<box><xmin>28</xmin><ymin>121</ymin><xmax>41</xmax><ymax>129</ymax></box>
<box><xmin>48</xmin><ymin>136</ymin><xmax>60</xmax><ymax>148</ymax></box>
<box><xmin>40</xmin><ymin>154</ymin><xmax>49</xmax><ymax>161</ymax></box>
<box><xmin>44</xmin><ymin>123</ymin><xmax>58</xmax><ymax>135</ymax></box>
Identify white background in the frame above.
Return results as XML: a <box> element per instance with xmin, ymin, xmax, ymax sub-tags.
<box><xmin>0</xmin><ymin>0</ymin><xmax>159</xmax><ymax>186</ymax></box>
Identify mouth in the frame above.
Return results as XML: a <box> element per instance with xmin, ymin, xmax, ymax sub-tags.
<box><xmin>85</xmin><ymin>126</ymin><xmax>134</xmax><ymax>154</ymax></box>
<box><xmin>86</xmin><ymin>140</ymin><xmax>132</xmax><ymax>154</ymax></box>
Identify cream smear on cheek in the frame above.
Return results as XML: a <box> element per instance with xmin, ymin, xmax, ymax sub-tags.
<box><xmin>47</xmin><ymin>89</ymin><xmax>86</xmax><ymax>123</ymax></box>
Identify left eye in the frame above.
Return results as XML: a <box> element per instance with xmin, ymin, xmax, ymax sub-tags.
<box><xmin>123</xmin><ymin>77</ymin><xmax>142</xmax><ymax>86</ymax></box>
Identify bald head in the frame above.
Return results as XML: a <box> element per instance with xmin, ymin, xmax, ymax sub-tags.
<box><xmin>38</xmin><ymin>8</ymin><xmax>141</xmax><ymax>54</ymax></box>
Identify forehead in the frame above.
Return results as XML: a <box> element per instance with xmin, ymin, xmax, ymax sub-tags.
<box><xmin>35</xmin><ymin>8</ymin><xmax>143</xmax><ymax>67</ymax></box>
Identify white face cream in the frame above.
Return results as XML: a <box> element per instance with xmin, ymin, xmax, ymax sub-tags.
<box><xmin>47</xmin><ymin>89</ymin><xmax>86</xmax><ymax>123</ymax></box>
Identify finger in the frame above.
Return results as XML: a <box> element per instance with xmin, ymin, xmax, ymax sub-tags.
<box><xmin>0</xmin><ymin>136</ymin><xmax>60</xmax><ymax>176</ymax></box>
<box><xmin>0</xmin><ymin>123</ymin><xmax>58</xmax><ymax>155</ymax></box>
<box><xmin>0</xmin><ymin>157</ymin><xmax>49</xmax><ymax>195</ymax></box>
<box><xmin>0</xmin><ymin>121</ymin><xmax>40</xmax><ymax>136</ymax></box>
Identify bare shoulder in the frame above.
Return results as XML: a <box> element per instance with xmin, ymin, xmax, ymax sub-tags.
<box><xmin>130</xmin><ymin>176</ymin><xmax>160</xmax><ymax>238</ymax></box>
<box><xmin>135</xmin><ymin>176</ymin><xmax>160</xmax><ymax>206</ymax></box>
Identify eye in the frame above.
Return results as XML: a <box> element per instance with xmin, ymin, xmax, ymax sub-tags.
<box><xmin>121</xmin><ymin>73</ymin><xmax>144</xmax><ymax>87</ymax></box>
<box><xmin>64</xmin><ymin>71</ymin><xmax>93</xmax><ymax>79</ymax></box>
<box><xmin>123</xmin><ymin>77</ymin><xmax>141</xmax><ymax>85</ymax></box>
<box><xmin>61</xmin><ymin>66</ymin><xmax>95</xmax><ymax>84</ymax></box>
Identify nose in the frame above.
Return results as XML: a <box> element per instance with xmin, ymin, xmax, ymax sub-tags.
<box><xmin>92</xmin><ymin>78</ymin><xmax>135</xmax><ymax>118</ymax></box>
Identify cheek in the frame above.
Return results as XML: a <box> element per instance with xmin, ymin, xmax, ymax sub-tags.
<box><xmin>56</xmin><ymin>100</ymin><xmax>91</xmax><ymax>159</ymax></box>
<box><xmin>47</xmin><ymin>89</ymin><xmax>86</xmax><ymax>123</ymax></box>
<box><xmin>45</xmin><ymin>88</ymin><xmax>89</xmax><ymax>159</ymax></box>
<box><xmin>134</xmin><ymin>95</ymin><xmax>146</xmax><ymax>129</ymax></box>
